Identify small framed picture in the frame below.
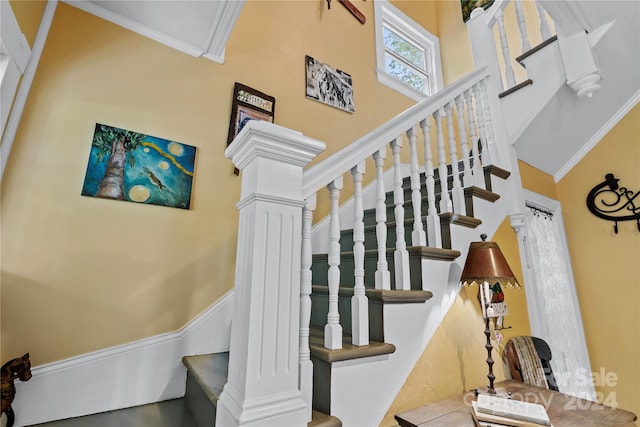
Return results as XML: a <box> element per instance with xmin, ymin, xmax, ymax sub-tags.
<box><xmin>305</xmin><ymin>55</ymin><xmax>354</xmax><ymax>113</ymax></box>
<box><xmin>227</xmin><ymin>82</ymin><xmax>276</xmax><ymax>148</ymax></box>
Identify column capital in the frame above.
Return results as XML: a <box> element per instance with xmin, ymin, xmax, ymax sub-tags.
<box><xmin>226</xmin><ymin>121</ymin><xmax>325</xmax><ymax>170</ymax></box>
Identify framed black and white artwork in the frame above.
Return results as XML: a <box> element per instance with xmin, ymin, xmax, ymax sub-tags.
<box><xmin>305</xmin><ymin>55</ymin><xmax>355</xmax><ymax>113</ymax></box>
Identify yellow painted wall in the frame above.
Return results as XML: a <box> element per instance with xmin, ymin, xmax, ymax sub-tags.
<box><xmin>8</xmin><ymin>0</ymin><xmax>47</xmax><ymax>47</ymax></box>
<box><xmin>556</xmin><ymin>104</ymin><xmax>640</xmax><ymax>416</ymax></box>
<box><xmin>0</xmin><ymin>1</ymin><xmax>431</xmax><ymax>365</ymax></box>
<box><xmin>434</xmin><ymin>0</ymin><xmax>474</xmax><ymax>85</ymax></box>
<box><xmin>518</xmin><ymin>160</ymin><xmax>558</xmax><ymax>200</ymax></box>
<box><xmin>381</xmin><ymin>218</ymin><xmax>531</xmax><ymax>426</ymax></box>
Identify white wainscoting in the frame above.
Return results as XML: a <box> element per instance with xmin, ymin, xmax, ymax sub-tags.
<box><xmin>11</xmin><ymin>292</ymin><xmax>233</xmax><ymax>427</ymax></box>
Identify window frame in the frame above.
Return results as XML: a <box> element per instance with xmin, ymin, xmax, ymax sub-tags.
<box><xmin>374</xmin><ymin>0</ymin><xmax>443</xmax><ymax>102</ymax></box>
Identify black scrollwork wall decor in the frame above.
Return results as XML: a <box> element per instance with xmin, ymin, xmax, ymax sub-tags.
<box><xmin>586</xmin><ymin>173</ymin><xmax>640</xmax><ymax>234</ymax></box>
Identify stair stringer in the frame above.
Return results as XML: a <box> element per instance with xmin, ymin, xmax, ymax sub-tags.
<box><xmin>322</xmin><ymin>176</ymin><xmax>514</xmax><ymax>427</ymax></box>
<box><xmin>501</xmin><ymin>38</ymin><xmax>566</xmax><ymax>143</ymax></box>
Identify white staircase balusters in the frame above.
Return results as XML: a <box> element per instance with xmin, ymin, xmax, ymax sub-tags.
<box><xmin>535</xmin><ymin>0</ymin><xmax>553</xmax><ymax>41</ymax></box>
<box><xmin>473</xmin><ymin>82</ymin><xmax>491</xmax><ymax>167</ymax></box>
<box><xmin>419</xmin><ymin>117</ymin><xmax>442</xmax><ymax>248</ymax></box>
<box><xmin>464</xmin><ymin>89</ymin><xmax>484</xmax><ymax>188</ymax></box>
<box><xmin>299</xmin><ymin>194</ymin><xmax>316</xmax><ymax>423</ymax></box>
<box><xmin>496</xmin><ymin>9</ymin><xmax>517</xmax><ymax>88</ymax></box>
<box><xmin>373</xmin><ymin>149</ymin><xmax>391</xmax><ymax>291</ymax></box>
<box><xmin>514</xmin><ymin>0</ymin><xmax>532</xmax><ymax>53</ymax></box>
<box><xmin>455</xmin><ymin>95</ymin><xmax>473</xmax><ymax>189</ymax></box>
<box><xmin>391</xmin><ymin>137</ymin><xmax>411</xmax><ymax>291</ymax></box>
<box><xmin>479</xmin><ymin>79</ymin><xmax>499</xmax><ymax>164</ymax></box>
<box><xmin>351</xmin><ymin>162</ymin><xmax>369</xmax><ymax>346</ymax></box>
<box><xmin>325</xmin><ymin>177</ymin><xmax>344</xmax><ymax>350</ymax></box>
<box><xmin>407</xmin><ymin>127</ymin><xmax>427</xmax><ymax>246</ymax></box>
<box><xmin>436</xmin><ymin>109</ymin><xmax>453</xmax><ymax>213</ymax></box>
<box><xmin>445</xmin><ymin>101</ymin><xmax>465</xmax><ymax>214</ymax></box>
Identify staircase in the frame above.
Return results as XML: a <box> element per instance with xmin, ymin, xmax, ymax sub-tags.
<box><xmin>180</xmin><ymin>157</ymin><xmax>512</xmax><ymax>426</ymax></box>
<box><xmin>16</xmin><ymin>1</ymin><xmax>640</xmax><ymax>426</ymax></box>
<box><xmin>180</xmin><ymin>2</ymin><xmax>555</xmax><ymax>426</ymax></box>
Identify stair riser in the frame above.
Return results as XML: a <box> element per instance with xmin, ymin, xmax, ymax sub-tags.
<box><xmin>340</xmin><ymin>220</ymin><xmax>421</xmax><ymax>252</ymax></box>
<box><xmin>309</xmin><ymin>292</ymin><xmax>385</xmax><ymax>342</ymax></box>
<box><xmin>311</xmin><ymin>251</ymin><xmax>424</xmax><ymax>291</ymax></box>
<box><xmin>184</xmin><ymin>371</ymin><xmax>217</xmax><ymax>427</ymax></box>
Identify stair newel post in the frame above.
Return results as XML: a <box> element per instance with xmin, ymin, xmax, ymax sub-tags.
<box><xmin>496</xmin><ymin>9</ymin><xmax>517</xmax><ymax>89</ymax></box>
<box><xmin>299</xmin><ymin>193</ymin><xmax>316</xmax><ymax>422</ymax></box>
<box><xmin>372</xmin><ymin>149</ymin><xmax>391</xmax><ymax>291</ymax></box>
<box><xmin>407</xmin><ymin>126</ymin><xmax>426</xmax><ymax>246</ymax></box>
<box><xmin>419</xmin><ymin>118</ymin><xmax>442</xmax><ymax>248</ymax></box>
<box><xmin>464</xmin><ymin>89</ymin><xmax>484</xmax><ymax>188</ymax></box>
<box><xmin>445</xmin><ymin>101</ymin><xmax>465</xmax><ymax>215</ymax></box>
<box><xmin>325</xmin><ymin>176</ymin><xmax>344</xmax><ymax>350</ymax></box>
<box><xmin>535</xmin><ymin>1</ymin><xmax>553</xmax><ymax>41</ymax></box>
<box><xmin>435</xmin><ymin>109</ymin><xmax>453</xmax><ymax>213</ymax></box>
<box><xmin>454</xmin><ymin>95</ymin><xmax>473</xmax><ymax>189</ymax></box>
<box><xmin>219</xmin><ymin>121</ymin><xmax>325</xmax><ymax>427</ymax></box>
<box><xmin>351</xmin><ymin>161</ymin><xmax>369</xmax><ymax>346</ymax></box>
<box><xmin>391</xmin><ymin>137</ymin><xmax>411</xmax><ymax>291</ymax></box>
<box><xmin>515</xmin><ymin>0</ymin><xmax>532</xmax><ymax>53</ymax></box>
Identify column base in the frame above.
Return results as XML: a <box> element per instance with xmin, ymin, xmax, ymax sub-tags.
<box><xmin>217</xmin><ymin>384</ymin><xmax>309</xmax><ymax>427</ymax></box>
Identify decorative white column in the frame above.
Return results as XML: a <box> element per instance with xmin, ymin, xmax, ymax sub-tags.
<box><xmin>218</xmin><ymin>120</ymin><xmax>325</xmax><ymax>427</ymax></box>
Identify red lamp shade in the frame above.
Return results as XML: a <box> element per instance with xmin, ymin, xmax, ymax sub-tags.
<box><xmin>460</xmin><ymin>238</ymin><xmax>521</xmax><ymax>289</ymax></box>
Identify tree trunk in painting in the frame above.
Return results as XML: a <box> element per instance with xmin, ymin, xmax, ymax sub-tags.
<box><xmin>96</xmin><ymin>136</ymin><xmax>127</xmax><ymax>200</ymax></box>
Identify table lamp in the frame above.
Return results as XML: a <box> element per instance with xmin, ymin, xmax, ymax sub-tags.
<box><xmin>460</xmin><ymin>234</ymin><xmax>521</xmax><ymax>397</ymax></box>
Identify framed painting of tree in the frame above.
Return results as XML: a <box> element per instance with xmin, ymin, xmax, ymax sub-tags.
<box><xmin>81</xmin><ymin>123</ymin><xmax>196</xmax><ymax>209</ymax></box>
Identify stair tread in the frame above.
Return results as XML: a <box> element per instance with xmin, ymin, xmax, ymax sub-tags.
<box><xmin>516</xmin><ymin>35</ymin><xmax>558</xmax><ymax>65</ymax></box>
<box><xmin>484</xmin><ymin>164</ymin><xmax>511</xmax><ymax>180</ymax></box>
<box><xmin>313</xmin><ymin>245</ymin><xmax>461</xmax><ymax>261</ymax></box>
<box><xmin>309</xmin><ymin>327</ymin><xmax>396</xmax><ymax>364</ymax></box>
<box><xmin>498</xmin><ymin>79</ymin><xmax>533</xmax><ymax>98</ymax></box>
<box><xmin>312</xmin><ymin>285</ymin><xmax>433</xmax><ymax>304</ymax></box>
<box><xmin>310</xmin><ymin>410</ymin><xmax>343</xmax><ymax>427</ymax></box>
<box><xmin>439</xmin><ymin>212</ymin><xmax>482</xmax><ymax>228</ymax></box>
<box><xmin>182</xmin><ymin>352</ymin><xmax>229</xmax><ymax>403</ymax></box>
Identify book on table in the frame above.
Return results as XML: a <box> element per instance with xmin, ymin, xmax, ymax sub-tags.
<box><xmin>471</xmin><ymin>401</ymin><xmax>552</xmax><ymax>427</ymax></box>
<box><xmin>475</xmin><ymin>394</ymin><xmax>551</xmax><ymax>426</ymax></box>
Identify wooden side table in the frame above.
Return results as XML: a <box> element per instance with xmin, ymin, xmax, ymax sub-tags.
<box><xmin>395</xmin><ymin>379</ymin><xmax>638</xmax><ymax>427</ymax></box>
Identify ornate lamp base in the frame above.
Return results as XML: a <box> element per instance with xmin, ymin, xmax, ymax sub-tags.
<box><xmin>474</xmin><ymin>387</ymin><xmax>512</xmax><ymax>399</ymax></box>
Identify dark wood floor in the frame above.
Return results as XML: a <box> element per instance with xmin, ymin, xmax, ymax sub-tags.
<box><xmin>26</xmin><ymin>398</ymin><xmax>198</xmax><ymax>427</ymax></box>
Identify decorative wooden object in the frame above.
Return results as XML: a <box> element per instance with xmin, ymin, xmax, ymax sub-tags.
<box><xmin>1</xmin><ymin>353</ymin><xmax>32</xmax><ymax>427</ymax></box>
<box><xmin>327</xmin><ymin>0</ymin><xmax>366</xmax><ymax>24</ymax></box>
<box><xmin>586</xmin><ymin>173</ymin><xmax>640</xmax><ymax>233</ymax></box>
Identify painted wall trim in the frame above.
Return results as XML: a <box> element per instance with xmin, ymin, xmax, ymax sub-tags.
<box><xmin>62</xmin><ymin>0</ymin><xmax>244</xmax><ymax>64</ymax></box>
<box><xmin>0</xmin><ymin>0</ymin><xmax>57</xmax><ymax>182</ymax></box>
<box><xmin>11</xmin><ymin>291</ymin><xmax>233</xmax><ymax>427</ymax></box>
<box><xmin>554</xmin><ymin>89</ymin><xmax>640</xmax><ymax>182</ymax></box>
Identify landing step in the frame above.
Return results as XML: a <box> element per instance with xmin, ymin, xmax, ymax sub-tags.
<box><xmin>182</xmin><ymin>352</ymin><xmax>340</xmax><ymax>427</ymax></box>
<box><xmin>26</xmin><ymin>398</ymin><xmax>198</xmax><ymax>427</ymax></box>
<box><xmin>309</xmin><ymin>327</ymin><xmax>396</xmax><ymax>364</ymax></box>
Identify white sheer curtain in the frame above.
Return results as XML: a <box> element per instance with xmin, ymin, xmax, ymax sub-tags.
<box><xmin>524</xmin><ymin>203</ymin><xmax>596</xmax><ymax>400</ymax></box>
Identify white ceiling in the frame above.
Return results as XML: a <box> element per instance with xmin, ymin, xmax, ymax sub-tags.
<box><xmin>63</xmin><ymin>0</ymin><xmax>245</xmax><ymax>63</ymax></box>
